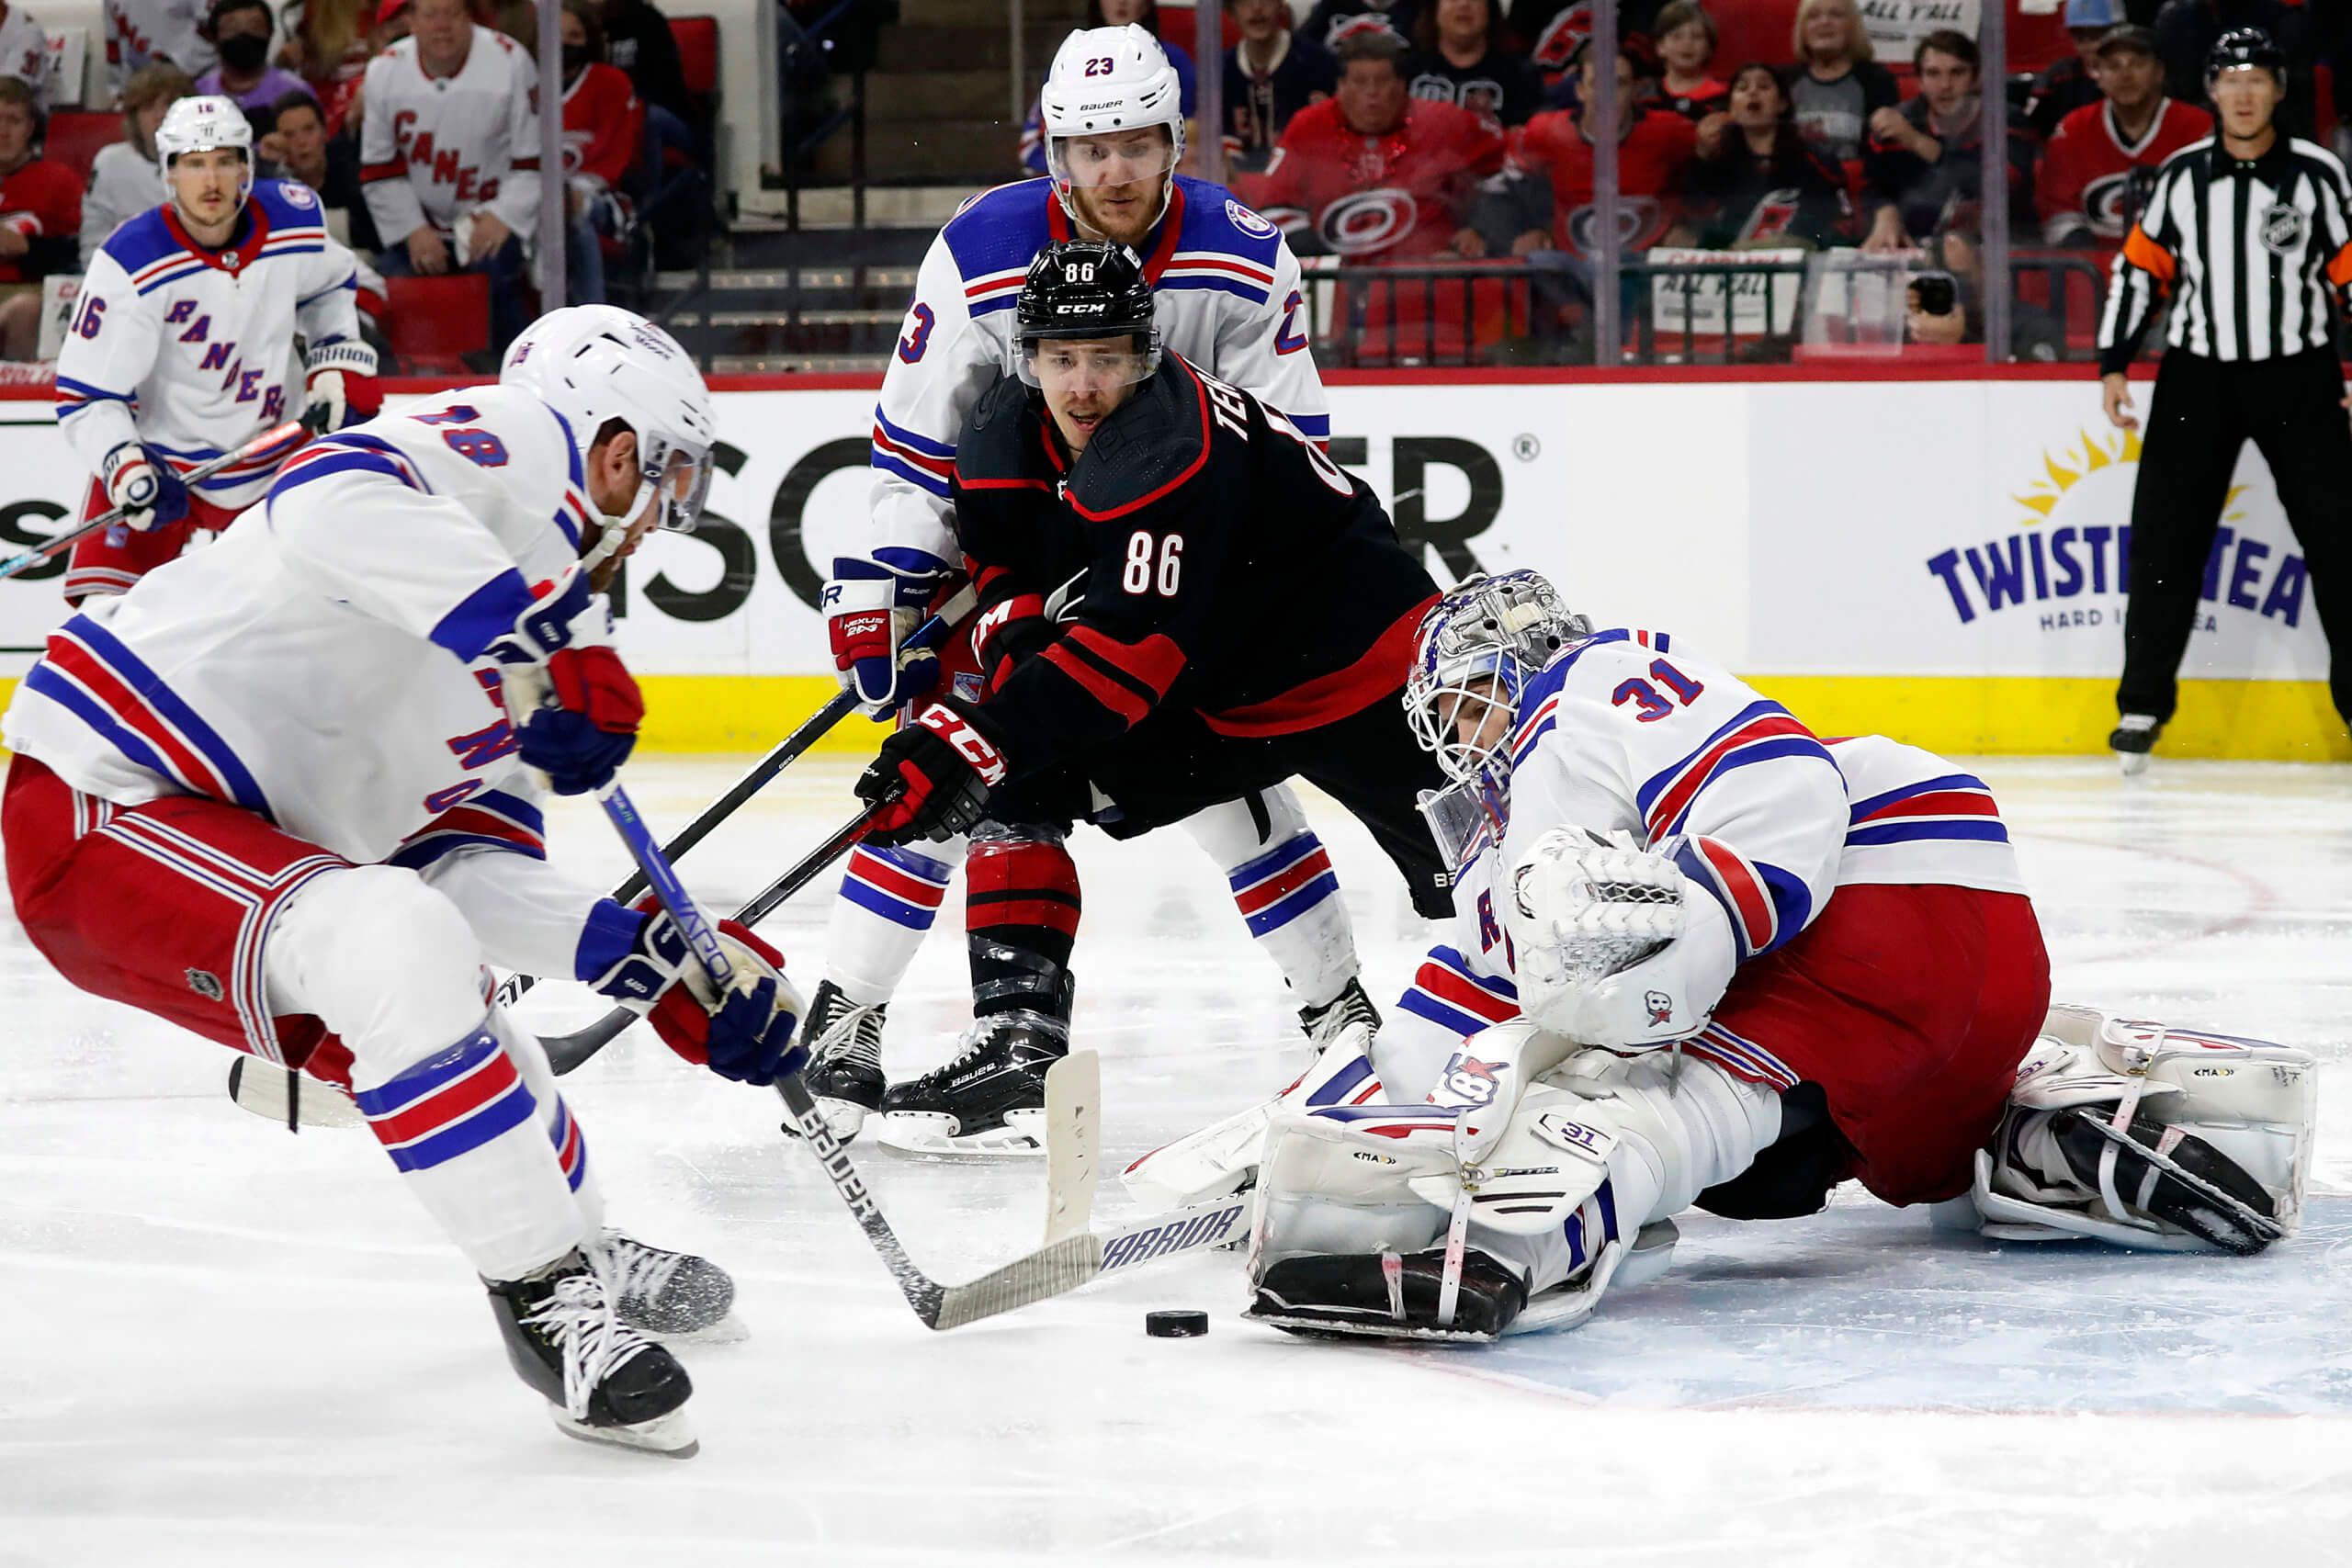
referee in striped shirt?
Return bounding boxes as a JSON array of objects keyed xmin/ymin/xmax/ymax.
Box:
[{"xmin": 2096, "ymin": 28, "xmax": 2352, "ymax": 773}]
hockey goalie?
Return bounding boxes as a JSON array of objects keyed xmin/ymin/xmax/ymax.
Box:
[{"xmin": 1235, "ymin": 571, "xmax": 2316, "ymax": 1341}]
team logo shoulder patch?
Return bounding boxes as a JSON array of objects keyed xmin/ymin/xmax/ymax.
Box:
[
  {"xmin": 279, "ymin": 181, "xmax": 318, "ymax": 209},
  {"xmin": 2259, "ymin": 202, "xmax": 2309, "ymax": 255},
  {"xmin": 1225, "ymin": 197, "xmax": 1276, "ymax": 238}
]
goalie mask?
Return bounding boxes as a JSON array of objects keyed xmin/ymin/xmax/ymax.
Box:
[
  {"xmin": 1038, "ymin": 25, "xmax": 1185, "ymax": 235},
  {"xmin": 1405, "ymin": 571, "xmax": 1590, "ymax": 865},
  {"xmin": 501, "ymin": 306, "xmax": 716, "ymax": 572}
]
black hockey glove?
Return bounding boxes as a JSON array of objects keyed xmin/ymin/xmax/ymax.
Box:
[{"xmin": 855, "ymin": 699, "xmax": 1008, "ymax": 846}]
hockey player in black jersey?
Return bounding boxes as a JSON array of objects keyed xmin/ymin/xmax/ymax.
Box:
[{"xmin": 852, "ymin": 240, "xmax": 1451, "ymax": 1154}]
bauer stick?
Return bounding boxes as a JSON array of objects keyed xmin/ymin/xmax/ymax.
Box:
[
  {"xmin": 594, "ymin": 776, "xmax": 1102, "ymax": 1329},
  {"xmin": 0, "ymin": 421, "xmax": 306, "ymax": 581},
  {"xmin": 539, "ymin": 800, "xmax": 878, "ymax": 1072},
  {"xmin": 499, "ymin": 591, "xmax": 976, "ymax": 1016}
]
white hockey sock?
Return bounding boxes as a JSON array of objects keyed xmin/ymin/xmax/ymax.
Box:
[
  {"xmin": 1182, "ymin": 790, "xmax": 1359, "ymax": 1010},
  {"xmin": 821, "ymin": 835, "xmax": 967, "ymax": 1005},
  {"xmin": 351, "ymin": 1016, "xmax": 591, "ymax": 1281},
  {"xmin": 495, "ymin": 1009, "xmax": 605, "ymax": 1234}
]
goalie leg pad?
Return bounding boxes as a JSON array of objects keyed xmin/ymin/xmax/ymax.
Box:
[
  {"xmin": 1969, "ymin": 1009, "xmax": 2316, "ymax": 1253},
  {"xmin": 1121, "ymin": 1021, "xmax": 1385, "ymax": 1209}
]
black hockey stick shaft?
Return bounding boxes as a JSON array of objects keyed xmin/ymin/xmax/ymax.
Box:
[{"xmin": 540, "ymin": 805, "xmax": 879, "ymax": 1074}]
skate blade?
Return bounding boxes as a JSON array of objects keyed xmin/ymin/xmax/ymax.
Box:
[
  {"xmin": 645, "ymin": 1312, "xmax": 748, "ymax": 1347},
  {"xmin": 548, "ymin": 1404, "xmax": 699, "ymax": 1458},
  {"xmin": 2117, "ymin": 750, "xmax": 2152, "ymax": 777},
  {"xmin": 873, "ymin": 1108, "xmax": 1047, "ymax": 1159},
  {"xmin": 780, "ymin": 1096, "xmax": 872, "ymax": 1145},
  {"xmin": 1242, "ymin": 1306, "xmax": 1499, "ymax": 1344}
]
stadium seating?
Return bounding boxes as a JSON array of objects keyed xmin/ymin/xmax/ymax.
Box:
[
  {"xmin": 41, "ymin": 109, "xmax": 120, "ymax": 184},
  {"xmin": 383, "ymin": 275, "xmax": 491, "ymax": 374}
]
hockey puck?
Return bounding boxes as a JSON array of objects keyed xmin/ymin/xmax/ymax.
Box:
[{"xmin": 1145, "ymin": 1309, "xmax": 1209, "ymax": 1338}]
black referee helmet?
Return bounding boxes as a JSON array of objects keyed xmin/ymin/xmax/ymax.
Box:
[{"xmin": 2205, "ymin": 27, "xmax": 2286, "ymax": 87}]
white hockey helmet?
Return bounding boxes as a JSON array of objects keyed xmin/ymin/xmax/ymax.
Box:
[
  {"xmin": 154, "ymin": 95, "xmax": 255, "ymax": 207},
  {"xmin": 1038, "ymin": 25, "xmax": 1185, "ymax": 229},
  {"xmin": 502, "ymin": 306, "xmax": 717, "ymax": 562}
]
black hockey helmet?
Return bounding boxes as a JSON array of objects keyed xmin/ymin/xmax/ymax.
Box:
[
  {"xmin": 1014, "ymin": 241, "xmax": 1161, "ymax": 387},
  {"xmin": 2205, "ymin": 27, "xmax": 2286, "ymax": 87}
]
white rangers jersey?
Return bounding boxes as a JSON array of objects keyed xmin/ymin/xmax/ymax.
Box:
[
  {"xmin": 57, "ymin": 181, "xmax": 368, "ymax": 513},
  {"xmin": 3, "ymin": 386, "xmax": 612, "ymax": 980},
  {"xmin": 103, "ymin": 0, "xmax": 213, "ymax": 94},
  {"xmin": 1389, "ymin": 628, "xmax": 2030, "ymax": 1067},
  {"xmin": 359, "ymin": 27, "xmax": 543, "ymax": 249},
  {"xmin": 0, "ymin": 2, "xmax": 49, "ymax": 103},
  {"xmin": 862, "ymin": 175, "xmax": 1326, "ymax": 590}
]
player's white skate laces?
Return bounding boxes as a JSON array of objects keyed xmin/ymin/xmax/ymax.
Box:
[
  {"xmin": 517, "ymin": 1269, "xmax": 696, "ymax": 1455},
  {"xmin": 599, "ymin": 1230, "xmax": 744, "ymax": 1342}
]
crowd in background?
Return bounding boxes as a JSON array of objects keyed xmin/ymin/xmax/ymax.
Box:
[
  {"xmin": 1030, "ymin": 0, "xmax": 2346, "ymax": 358},
  {"xmin": 0, "ymin": 0, "xmax": 710, "ymax": 360}
]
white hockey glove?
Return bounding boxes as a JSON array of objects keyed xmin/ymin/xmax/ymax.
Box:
[
  {"xmin": 301, "ymin": 340, "xmax": 382, "ymax": 434},
  {"xmin": 1500, "ymin": 827, "xmax": 1734, "ymax": 1048},
  {"xmin": 98, "ymin": 443, "xmax": 189, "ymax": 533}
]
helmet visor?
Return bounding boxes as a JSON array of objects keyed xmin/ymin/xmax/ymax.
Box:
[
  {"xmin": 646, "ymin": 437, "xmax": 713, "ymax": 534},
  {"xmin": 1018, "ymin": 333, "xmax": 1159, "ymax": 391},
  {"xmin": 1047, "ymin": 127, "xmax": 1180, "ymax": 189}
]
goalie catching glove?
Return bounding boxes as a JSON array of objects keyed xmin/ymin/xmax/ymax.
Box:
[
  {"xmin": 584, "ymin": 898, "xmax": 808, "ymax": 1086},
  {"xmin": 491, "ymin": 569, "xmax": 644, "ymax": 795},
  {"xmin": 1500, "ymin": 827, "xmax": 1734, "ymax": 1048}
]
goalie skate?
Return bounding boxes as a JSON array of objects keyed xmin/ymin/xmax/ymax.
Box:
[
  {"xmin": 486, "ymin": 1249, "xmax": 697, "ymax": 1458},
  {"xmin": 873, "ymin": 1010, "xmax": 1066, "ymax": 1157},
  {"xmin": 1246, "ymin": 1246, "xmax": 1529, "ymax": 1342}
]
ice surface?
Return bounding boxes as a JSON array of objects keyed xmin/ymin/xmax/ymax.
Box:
[{"xmin": 4, "ymin": 755, "xmax": 2350, "ymax": 1566}]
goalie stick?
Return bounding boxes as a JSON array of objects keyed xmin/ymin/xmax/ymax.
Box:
[
  {"xmin": 593, "ymin": 773, "xmax": 1101, "ymax": 1328},
  {"xmin": 0, "ymin": 421, "xmax": 306, "ymax": 581}
]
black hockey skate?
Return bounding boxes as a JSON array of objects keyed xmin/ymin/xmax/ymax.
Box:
[
  {"xmin": 601, "ymin": 1230, "xmax": 741, "ymax": 1340},
  {"xmin": 789, "ymin": 981, "xmax": 888, "ymax": 1143},
  {"xmin": 1298, "ymin": 977, "xmax": 1382, "ymax": 1052},
  {"xmin": 1247, "ymin": 1247, "xmax": 1529, "ymax": 1342},
  {"xmin": 2045, "ymin": 1105, "xmax": 2284, "ymax": 1255},
  {"xmin": 872, "ymin": 1010, "xmax": 1068, "ymax": 1157},
  {"xmin": 486, "ymin": 1249, "xmax": 696, "ymax": 1457},
  {"xmin": 2109, "ymin": 714, "xmax": 2163, "ymax": 775}
]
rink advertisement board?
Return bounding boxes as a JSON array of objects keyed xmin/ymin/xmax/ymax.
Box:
[{"xmin": 0, "ymin": 374, "xmax": 2339, "ymax": 759}]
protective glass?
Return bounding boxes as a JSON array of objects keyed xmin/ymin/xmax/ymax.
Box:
[
  {"xmin": 1018, "ymin": 333, "xmax": 1160, "ymax": 390},
  {"xmin": 1046, "ymin": 127, "xmax": 1180, "ymax": 190}
]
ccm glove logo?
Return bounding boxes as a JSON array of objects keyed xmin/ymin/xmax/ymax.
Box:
[{"xmin": 913, "ymin": 702, "xmax": 1007, "ymax": 785}]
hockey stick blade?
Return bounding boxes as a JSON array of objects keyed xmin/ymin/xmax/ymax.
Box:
[
  {"xmin": 776, "ymin": 1069, "xmax": 1102, "ymax": 1329},
  {"xmin": 1092, "ymin": 1191, "xmax": 1254, "ymax": 1280}
]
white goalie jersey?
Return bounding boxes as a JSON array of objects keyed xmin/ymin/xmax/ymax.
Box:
[
  {"xmin": 3, "ymin": 386, "xmax": 610, "ymax": 981},
  {"xmin": 359, "ymin": 27, "xmax": 544, "ymax": 249},
  {"xmin": 861, "ymin": 174, "xmax": 1327, "ymax": 590},
  {"xmin": 56, "ymin": 183, "xmax": 370, "ymax": 512},
  {"xmin": 1388, "ymin": 628, "xmax": 2031, "ymax": 1073}
]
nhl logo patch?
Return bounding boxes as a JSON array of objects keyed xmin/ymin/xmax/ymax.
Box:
[
  {"xmin": 2259, "ymin": 203, "xmax": 2309, "ymax": 256},
  {"xmin": 186, "ymin": 968, "xmax": 225, "ymax": 1001},
  {"xmin": 1226, "ymin": 197, "xmax": 1276, "ymax": 238}
]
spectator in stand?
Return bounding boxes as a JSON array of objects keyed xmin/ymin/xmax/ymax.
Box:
[
  {"xmin": 0, "ymin": 1, "xmax": 48, "ymax": 107},
  {"xmin": 1223, "ymin": 0, "xmax": 1337, "ymax": 175},
  {"xmin": 1241, "ymin": 29, "xmax": 1503, "ymax": 259},
  {"xmin": 598, "ymin": 0, "xmax": 691, "ymax": 126},
  {"xmin": 2036, "ymin": 25, "xmax": 2209, "ymax": 248},
  {"xmin": 1405, "ymin": 0, "xmax": 1544, "ymax": 131},
  {"xmin": 195, "ymin": 0, "xmax": 309, "ymax": 135},
  {"xmin": 1860, "ymin": 30, "xmax": 2036, "ymax": 254},
  {"xmin": 1022, "ymin": 0, "xmax": 1197, "ymax": 175},
  {"xmin": 360, "ymin": 0, "xmax": 542, "ymax": 350},
  {"xmin": 2153, "ymin": 0, "xmax": 2307, "ymax": 134},
  {"xmin": 1671, "ymin": 62, "xmax": 1850, "ymax": 249},
  {"xmin": 560, "ymin": 0, "xmax": 640, "ymax": 305},
  {"xmin": 1651, "ymin": 2, "xmax": 1726, "ymax": 122},
  {"xmin": 1304, "ymin": 0, "xmax": 1420, "ymax": 52},
  {"xmin": 81, "ymin": 63, "xmax": 192, "ymax": 264},
  {"xmin": 1472, "ymin": 37, "xmax": 1694, "ymax": 258},
  {"xmin": 267, "ymin": 87, "xmax": 381, "ymax": 253},
  {"xmin": 1781, "ymin": 0, "xmax": 1898, "ymax": 173},
  {"xmin": 2024, "ymin": 0, "xmax": 2119, "ymax": 141},
  {"xmin": 1509, "ymin": 0, "xmax": 1669, "ymax": 88},
  {"xmin": 0, "ymin": 79, "xmax": 80, "ymax": 357},
  {"xmin": 277, "ymin": 0, "xmax": 373, "ymax": 136},
  {"xmin": 105, "ymin": 0, "xmax": 216, "ymax": 100}
]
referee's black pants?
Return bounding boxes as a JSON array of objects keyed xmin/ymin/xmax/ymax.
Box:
[{"xmin": 2120, "ymin": 346, "xmax": 2352, "ymax": 728}]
